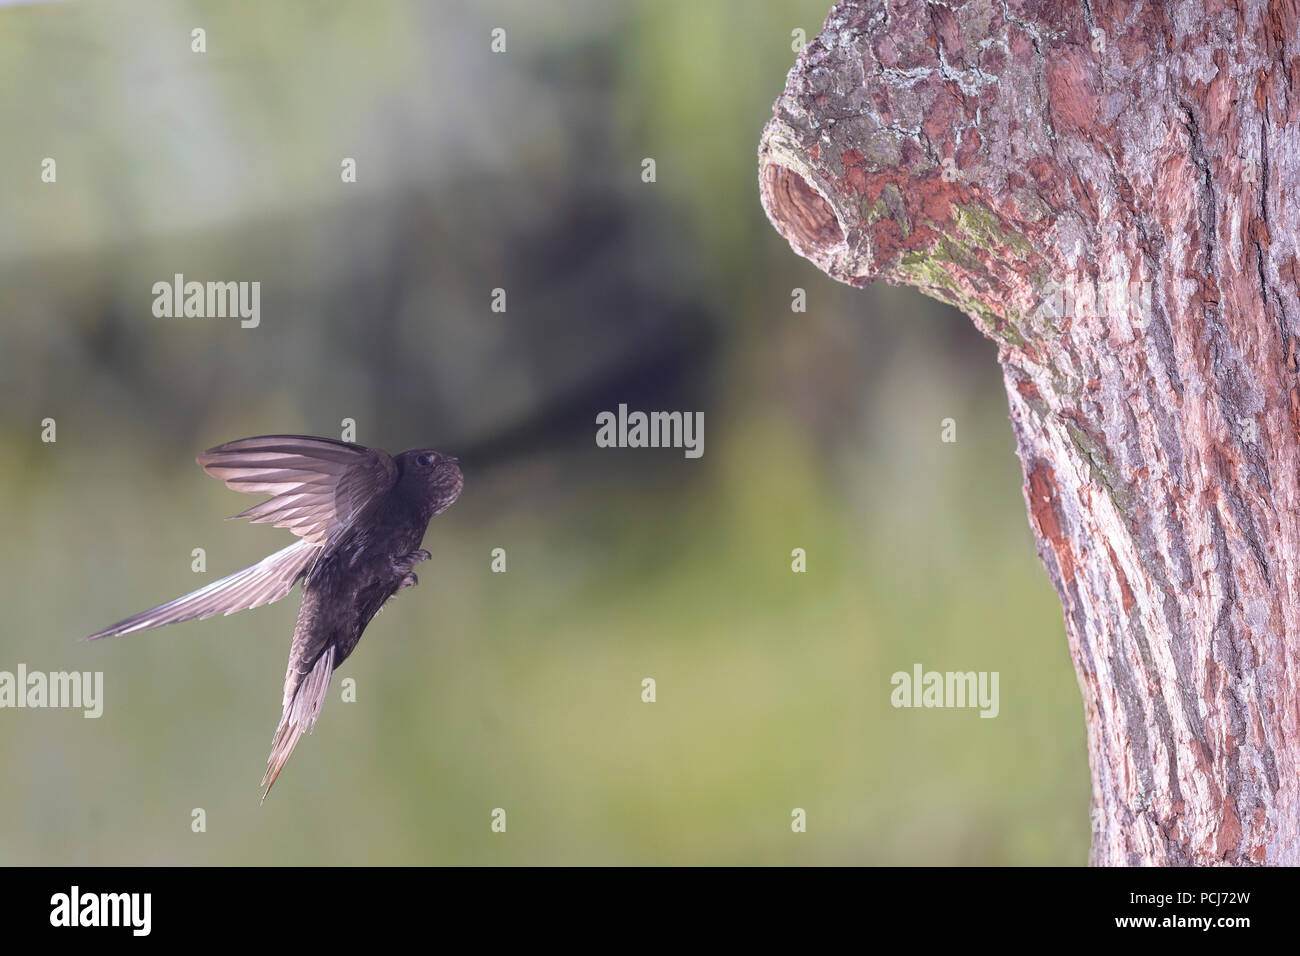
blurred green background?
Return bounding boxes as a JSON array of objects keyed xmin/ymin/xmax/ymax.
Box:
[{"xmin": 0, "ymin": 0, "xmax": 1087, "ymax": 864}]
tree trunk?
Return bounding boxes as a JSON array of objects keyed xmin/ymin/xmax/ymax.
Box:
[{"xmin": 759, "ymin": 0, "xmax": 1300, "ymax": 865}]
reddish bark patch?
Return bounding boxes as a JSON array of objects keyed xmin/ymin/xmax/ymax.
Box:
[
  {"xmin": 980, "ymin": 44, "xmax": 1006, "ymax": 74},
  {"xmin": 928, "ymin": 2, "xmax": 967, "ymax": 68},
  {"xmin": 1046, "ymin": 48, "xmax": 1102, "ymax": 138},
  {"xmin": 840, "ymin": 149, "xmax": 870, "ymax": 195},
  {"xmin": 1028, "ymin": 462, "xmax": 1075, "ymax": 584},
  {"xmin": 918, "ymin": 174, "xmax": 970, "ymax": 223},
  {"xmin": 872, "ymin": 32, "xmax": 900, "ymax": 68},
  {"xmin": 1249, "ymin": 215, "xmax": 1271, "ymax": 248},
  {"xmin": 956, "ymin": 129, "xmax": 983, "ymax": 169},
  {"xmin": 1216, "ymin": 794, "xmax": 1243, "ymax": 858},
  {"xmin": 1264, "ymin": 0, "xmax": 1300, "ymax": 120},
  {"xmin": 921, "ymin": 77, "xmax": 965, "ymax": 142},
  {"xmin": 1106, "ymin": 543, "xmax": 1137, "ymax": 613},
  {"xmin": 1007, "ymin": 24, "xmax": 1036, "ymax": 60}
]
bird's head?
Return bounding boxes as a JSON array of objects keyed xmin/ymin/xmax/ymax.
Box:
[{"xmin": 397, "ymin": 449, "xmax": 464, "ymax": 515}]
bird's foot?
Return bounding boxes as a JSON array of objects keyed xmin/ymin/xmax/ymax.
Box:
[
  {"xmin": 398, "ymin": 572, "xmax": 418, "ymax": 590},
  {"xmin": 393, "ymin": 550, "xmax": 430, "ymax": 576}
]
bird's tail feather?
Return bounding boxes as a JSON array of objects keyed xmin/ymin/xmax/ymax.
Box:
[{"xmin": 260, "ymin": 644, "xmax": 335, "ymax": 802}]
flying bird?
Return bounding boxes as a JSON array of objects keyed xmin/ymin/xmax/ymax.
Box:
[{"xmin": 86, "ymin": 435, "xmax": 464, "ymax": 800}]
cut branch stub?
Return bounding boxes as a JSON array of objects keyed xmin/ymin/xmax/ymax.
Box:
[
  {"xmin": 758, "ymin": 0, "xmax": 1067, "ymax": 349},
  {"xmin": 761, "ymin": 0, "xmax": 1300, "ymax": 866}
]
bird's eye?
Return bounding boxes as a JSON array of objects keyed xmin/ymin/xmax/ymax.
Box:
[{"xmin": 418, "ymin": 453, "xmax": 435, "ymax": 467}]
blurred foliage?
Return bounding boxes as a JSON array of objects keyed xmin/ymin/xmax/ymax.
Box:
[{"xmin": 0, "ymin": 0, "xmax": 1088, "ymax": 864}]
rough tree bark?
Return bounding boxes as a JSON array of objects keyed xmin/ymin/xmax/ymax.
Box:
[{"xmin": 759, "ymin": 0, "xmax": 1300, "ymax": 865}]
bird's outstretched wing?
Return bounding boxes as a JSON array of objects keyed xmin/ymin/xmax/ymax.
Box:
[
  {"xmin": 86, "ymin": 540, "xmax": 317, "ymax": 640},
  {"xmin": 196, "ymin": 435, "xmax": 398, "ymax": 546},
  {"xmin": 86, "ymin": 435, "xmax": 398, "ymax": 641}
]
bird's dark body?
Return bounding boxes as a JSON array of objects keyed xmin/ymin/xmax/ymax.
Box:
[
  {"xmin": 298, "ymin": 465, "xmax": 440, "ymax": 669},
  {"xmin": 84, "ymin": 435, "xmax": 463, "ymax": 800}
]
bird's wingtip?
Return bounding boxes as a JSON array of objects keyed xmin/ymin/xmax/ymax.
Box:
[{"xmin": 259, "ymin": 765, "xmax": 282, "ymax": 804}]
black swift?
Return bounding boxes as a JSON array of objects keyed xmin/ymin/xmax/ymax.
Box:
[{"xmin": 86, "ymin": 435, "xmax": 464, "ymax": 800}]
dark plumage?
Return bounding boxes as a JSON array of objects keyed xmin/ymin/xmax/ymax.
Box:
[{"xmin": 86, "ymin": 435, "xmax": 464, "ymax": 800}]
